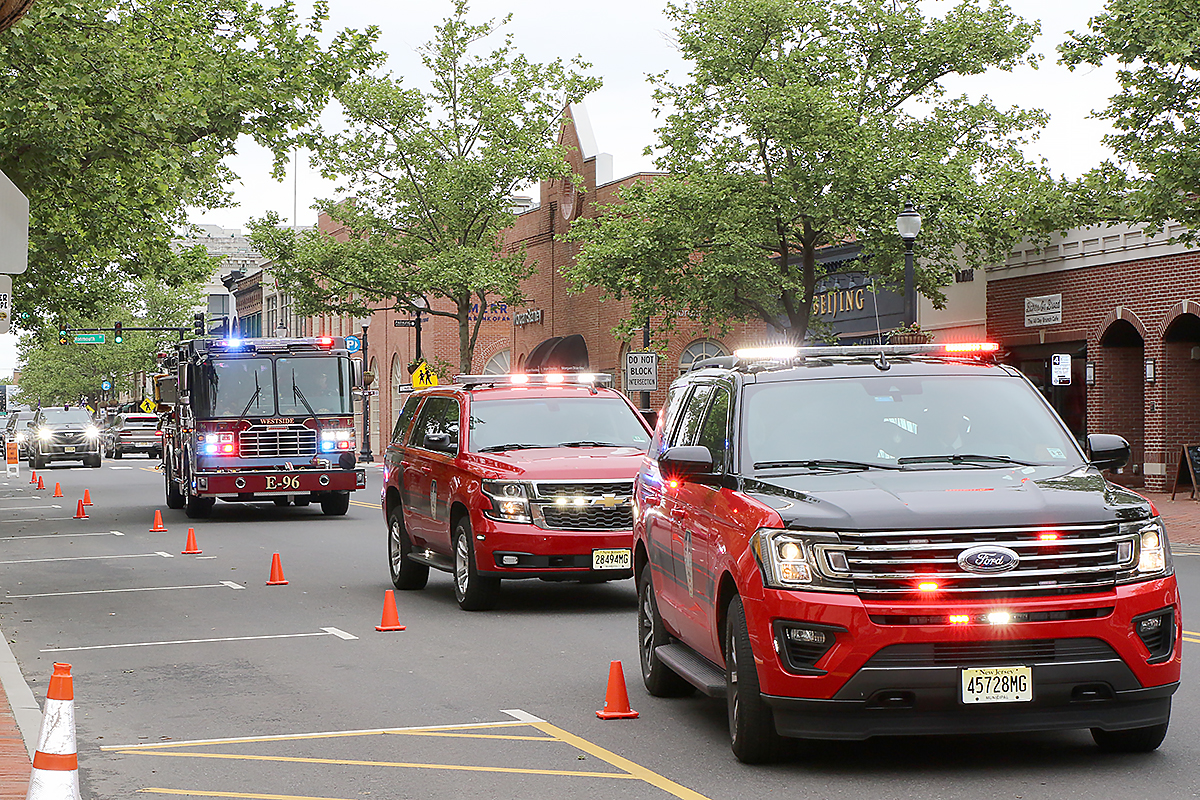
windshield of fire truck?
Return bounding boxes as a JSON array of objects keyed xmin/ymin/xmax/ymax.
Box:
[
  {"xmin": 277, "ymin": 357, "xmax": 352, "ymax": 415},
  {"xmin": 194, "ymin": 358, "xmax": 274, "ymax": 418}
]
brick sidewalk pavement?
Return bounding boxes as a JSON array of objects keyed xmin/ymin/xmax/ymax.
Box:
[
  {"xmin": 1145, "ymin": 492, "xmax": 1200, "ymax": 545},
  {"xmin": 0, "ymin": 686, "xmax": 29, "ymax": 800}
]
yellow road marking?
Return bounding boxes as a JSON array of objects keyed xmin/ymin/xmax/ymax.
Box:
[
  {"xmin": 349, "ymin": 500, "xmax": 375, "ymax": 509},
  {"xmin": 532, "ymin": 721, "xmax": 712, "ymax": 800},
  {"xmin": 388, "ymin": 730, "xmax": 558, "ymax": 741},
  {"xmin": 141, "ymin": 791, "xmax": 357, "ymax": 800},
  {"xmin": 104, "ymin": 720, "xmax": 533, "ymax": 750},
  {"xmin": 122, "ymin": 749, "xmax": 635, "ymax": 779},
  {"xmin": 1184, "ymin": 630, "xmax": 1200, "ymax": 637},
  {"xmin": 1184, "ymin": 636, "xmax": 1200, "ymax": 644},
  {"xmin": 140, "ymin": 467, "xmax": 159, "ymax": 473}
]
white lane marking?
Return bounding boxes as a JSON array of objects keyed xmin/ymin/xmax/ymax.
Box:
[
  {"xmin": 0, "ymin": 530, "xmax": 123, "ymax": 541},
  {"xmin": 8, "ymin": 583, "xmax": 240, "ymax": 599},
  {"xmin": 0, "ymin": 517, "xmax": 73, "ymax": 524},
  {"xmin": 501, "ymin": 709, "xmax": 547, "ymax": 723},
  {"xmin": 69, "ymin": 467, "xmax": 94, "ymax": 471},
  {"xmin": 109, "ymin": 466, "xmax": 134, "ymax": 470},
  {"xmin": 0, "ymin": 504, "xmax": 62, "ymax": 511},
  {"xmin": 220, "ymin": 581, "xmax": 244, "ymax": 590},
  {"xmin": 197, "ymin": 556, "xmax": 218, "ymax": 560},
  {"xmin": 41, "ymin": 628, "xmax": 351, "ymax": 653},
  {"xmin": 154, "ymin": 551, "xmax": 174, "ymax": 558},
  {"xmin": 0, "ymin": 553, "xmax": 171, "ymax": 565},
  {"xmin": 321, "ymin": 627, "xmax": 358, "ymax": 640}
]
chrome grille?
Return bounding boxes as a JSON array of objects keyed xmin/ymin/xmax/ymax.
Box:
[
  {"xmin": 532, "ymin": 482, "xmax": 634, "ymax": 530},
  {"xmin": 239, "ymin": 425, "xmax": 317, "ymax": 458},
  {"xmin": 541, "ymin": 506, "xmax": 633, "ymax": 530},
  {"xmin": 815, "ymin": 523, "xmax": 1134, "ymax": 598}
]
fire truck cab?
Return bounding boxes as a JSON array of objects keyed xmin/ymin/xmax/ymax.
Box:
[{"xmin": 156, "ymin": 336, "xmax": 367, "ymax": 518}]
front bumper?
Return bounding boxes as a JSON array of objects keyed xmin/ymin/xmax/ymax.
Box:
[
  {"xmin": 195, "ymin": 468, "xmax": 365, "ymax": 497},
  {"xmin": 742, "ymin": 577, "xmax": 1181, "ymax": 739},
  {"xmin": 472, "ymin": 514, "xmax": 634, "ymax": 580}
]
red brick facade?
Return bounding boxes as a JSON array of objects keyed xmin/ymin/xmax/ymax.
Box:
[{"xmin": 986, "ymin": 232, "xmax": 1200, "ymax": 491}]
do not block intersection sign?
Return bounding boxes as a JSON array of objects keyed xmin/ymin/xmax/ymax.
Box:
[{"xmin": 625, "ymin": 351, "xmax": 658, "ymax": 392}]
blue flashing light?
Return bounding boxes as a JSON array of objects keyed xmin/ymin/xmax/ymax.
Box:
[
  {"xmin": 204, "ymin": 444, "xmax": 218, "ymax": 455},
  {"xmin": 321, "ymin": 441, "xmax": 336, "ymax": 452}
]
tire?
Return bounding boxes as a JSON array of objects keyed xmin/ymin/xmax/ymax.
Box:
[
  {"xmin": 182, "ymin": 457, "xmax": 214, "ymax": 519},
  {"xmin": 33, "ymin": 453, "xmax": 46, "ymax": 471},
  {"xmin": 164, "ymin": 456, "xmax": 185, "ymax": 510},
  {"xmin": 85, "ymin": 453, "xmax": 101, "ymax": 468},
  {"xmin": 273, "ymin": 497, "xmax": 291, "ymax": 507},
  {"xmin": 1091, "ymin": 719, "xmax": 1170, "ymax": 753},
  {"xmin": 320, "ymin": 492, "xmax": 350, "ymax": 516},
  {"xmin": 294, "ymin": 496, "xmax": 311, "ymax": 507},
  {"xmin": 388, "ymin": 507, "xmax": 429, "ymax": 590},
  {"xmin": 637, "ymin": 566, "xmax": 694, "ymax": 697},
  {"xmin": 726, "ymin": 596, "xmax": 783, "ymax": 764},
  {"xmin": 453, "ymin": 518, "xmax": 498, "ymax": 611},
  {"xmin": 113, "ymin": 449, "xmax": 123, "ymax": 459}
]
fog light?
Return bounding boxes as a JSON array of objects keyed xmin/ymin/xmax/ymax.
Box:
[
  {"xmin": 784, "ymin": 627, "xmax": 827, "ymax": 644},
  {"xmin": 502, "ymin": 555, "xmax": 519, "ymax": 566},
  {"xmin": 986, "ymin": 611, "xmax": 1011, "ymax": 625}
]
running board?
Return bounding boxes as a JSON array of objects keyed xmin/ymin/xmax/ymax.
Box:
[
  {"xmin": 656, "ymin": 643, "xmax": 727, "ymax": 697},
  {"xmin": 406, "ymin": 550, "xmax": 455, "ymax": 572}
]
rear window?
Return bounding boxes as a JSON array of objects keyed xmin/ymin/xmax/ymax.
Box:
[{"xmin": 124, "ymin": 416, "xmax": 158, "ymax": 427}]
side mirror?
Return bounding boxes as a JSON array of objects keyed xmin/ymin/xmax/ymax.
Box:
[
  {"xmin": 351, "ymin": 359, "xmax": 365, "ymax": 388},
  {"xmin": 659, "ymin": 445, "xmax": 714, "ymax": 482},
  {"xmin": 424, "ymin": 432, "xmax": 454, "ymax": 452},
  {"xmin": 1087, "ymin": 434, "xmax": 1130, "ymax": 472}
]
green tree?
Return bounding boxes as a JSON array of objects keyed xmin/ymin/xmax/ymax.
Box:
[
  {"xmin": 1060, "ymin": 0, "xmax": 1200, "ymax": 236},
  {"xmin": 0, "ymin": 0, "xmax": 381, "ymax": 324},
  {"xmin": 565, "ymin": 0, "xmax": 1071, "ymax": 344},
  {"xmin": 250, "ymin": 0, "xmax": 601, "ymax": 373},
  {"xmin": 16, "ymin": 278, "xmax": 204, "ymax": 406}
]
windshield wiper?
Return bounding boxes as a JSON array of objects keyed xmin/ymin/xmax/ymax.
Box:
[
  {"xmin": 291, "ymin": 370, "xmax": 319, "ymax": 421},
  {"xmin": 896, "ymin": 453, "xmax": 1036, "ymax": 467},
  {"xmin": 478, "ymin": 443, "xmax": 548, "ymax": 453},
  {"xmin": 238, "ymin": 372, "xmax": 262, "ymax": 420},
  {"xmin": 557, "ymin": 440, "xmax": 622, "ymax": 448},
  {"xmin": 753, "ymin": 459, "xmax": 901, "ymax": 471}
]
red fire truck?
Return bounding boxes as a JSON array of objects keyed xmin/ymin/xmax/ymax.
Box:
[{"xmin": 156, "ymin": 336, "xmax": 366, "ymax": 518}]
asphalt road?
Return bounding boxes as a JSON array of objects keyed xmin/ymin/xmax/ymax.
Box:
[{"xmin": 0, "ymin": 460, "xmax": 1197, "ymax": 800}]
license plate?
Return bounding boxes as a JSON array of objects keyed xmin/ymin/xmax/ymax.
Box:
[
  {"xmin": 592, "ymin": 548, "xmax": 631, "ymax": 570},
  {"xmin": 961, "ymin": 666, "xmax": 1032, "ymax": 704},
  {"xmin": 135, "ymin": 442, "xmax": 150, "ymax": 447},
  {"xmin": 64, "ymin": 446, "xmax": 75, "ymax": 453}
]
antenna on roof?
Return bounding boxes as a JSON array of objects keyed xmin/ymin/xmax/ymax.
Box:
[{"xmin": 869, "ymin": 275, "xmax": 889, "ymax": 371}]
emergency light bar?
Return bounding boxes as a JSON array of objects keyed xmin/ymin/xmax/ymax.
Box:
[
  {"xmin": 453, "ymin": 373, "xmax": 614, "ymax": 388},
  {"xmin": 732, "ymin": 343, "xmax": 1000, "ymax": 361}
]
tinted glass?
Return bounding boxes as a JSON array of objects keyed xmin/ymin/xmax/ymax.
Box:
[
  {"xmin": 392, "ymin": 394, "xmax": 420, "ymax": 444},
  {"xmin": 276, "ymin": 356, "xmax": 352, "ymax": 415},
  {"xmin": 194, "ymin": 358, "xmax": 274, "ymax": 417},
  {"xmin": 467, "ymin": 397, "xmax": 650, "ymax": 453},
  {"xmin": 410, "ymin": 397, "xmax": 459, "ymax": 450},
  {"xmin": 742, "ymin": 375, "xmax": 1085, "ymax": 469},
  {"xmin": 652, "ymin": 384, "xmax": 690, "ymax": 458},
  {"xmin": 123, "ymin": 416, "xmax": 158, "ymax": 428},
  {"xmin": 40, "ymin": 409, "xmax": 93, "ymax": 424},
  {"xmin": 671, "ymin": 385, "xmax": 714, "ymax": 448},
  {"xmin": 695, "ymin": 387, "xmax": 732, "ymax": 473}
]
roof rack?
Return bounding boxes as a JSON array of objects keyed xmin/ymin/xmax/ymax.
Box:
[{"xmin": 453, "ymin": 373, "xmax": 614, "ymax": 388}]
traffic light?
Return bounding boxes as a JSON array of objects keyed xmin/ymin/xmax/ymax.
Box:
[
  {"xmin": 58, "ymin": 327, "xmax": 68, "ymax": 345},
  {"xmin": 192, "ymin": 312, "xmax": 206, "ymax": 336},
  {"xmin": 114, "ymin": 321, "xmax": 123, "ymax": 343}
]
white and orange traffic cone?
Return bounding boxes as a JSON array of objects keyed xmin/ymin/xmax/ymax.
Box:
[{"xmin": 25, "ymin": 662, "xmax": 81, "ymax": 800}]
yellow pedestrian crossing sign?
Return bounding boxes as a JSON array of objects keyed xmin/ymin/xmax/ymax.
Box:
[
  {"xmin": 411, "ymin": 361, "xmax": 439, "ymax": 388},
  {"xmin": 140, "ymin": 398, "xmax": 157, "ymax": 413}
]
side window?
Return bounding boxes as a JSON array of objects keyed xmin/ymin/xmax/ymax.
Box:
[
  {"xmin": 409, "ymin": 397, "xmax": 459, "ymax": 451},
  {"xmin": 407, "ymin": 398, "xmax": 437, "ymax": 449},
  {"xmin": 392, "ymin": 394, "xmax": 420, "ymax": 445},
  {"xmin": 652, "ymin": 384, "xmax": 691, "ymax": 458},
  {"xmin": 672, "ymin": 384, "xmax": 714, "ymax": 448},
  {"xmin": 695, "ymin": 386, "xmax": 731, "ymax": 473}
]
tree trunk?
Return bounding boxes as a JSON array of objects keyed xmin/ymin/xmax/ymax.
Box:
[{"xmin": 456, "ymin": 296, "xmax": 473, "ymax": 374}]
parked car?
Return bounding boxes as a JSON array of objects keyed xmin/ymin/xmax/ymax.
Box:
[
  {"xmin": 103, "ymin": 413, "xmax": 163, "ymax": 459},
  {"xmin": 635, "ymin": 343, "xmax": 1179, "ymax": 762},
  {"xmin": 381, "ymin": 373, "xmax": 653, "ymax": 610},
  {"xmin": 27, "ymin": 406, "xmax": 102, "ymax": 469},
  {"xmin": 4, "ymin": 410, "xmax": 36, "ymax": 457}
]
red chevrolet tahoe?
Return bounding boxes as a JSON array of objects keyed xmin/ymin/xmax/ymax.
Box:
[
  {"xmin": 382, "ymin": 373, "xmax": 653, "ymax": 610},
  {"xmin": 635, "ymin": 344, "xmax": 1180, "ymax": 762}
]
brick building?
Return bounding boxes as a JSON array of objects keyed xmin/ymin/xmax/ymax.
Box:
[{"xmin": 986, "ymin": 223, "xmax": 1200, "ymax": 491}]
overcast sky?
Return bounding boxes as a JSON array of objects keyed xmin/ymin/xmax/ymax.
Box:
[{"xmin": 4, "ymin": 0, "xmax": 1119, "ymax": 376}]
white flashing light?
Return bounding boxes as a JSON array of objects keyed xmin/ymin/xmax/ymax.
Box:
[
  {"xmin": 735, "ymin": 345, "xmax": 799, "ymax": 360},
  {"xmin": 986, "ymin": 611, "xmax": 1011, "ymax": 625},
  {"xmin": 510, "ymin": 374, "xmax": 530, "ymax": 384},
  {"xmin": 546, "ymin": 373, "xmax": 565, "ymax": 384}
]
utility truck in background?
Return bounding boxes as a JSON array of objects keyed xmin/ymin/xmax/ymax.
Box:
[{"xmin": 155, "ymin": 336, "xmax": 367, "ymax": 519}]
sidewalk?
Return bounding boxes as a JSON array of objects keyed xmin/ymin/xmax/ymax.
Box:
[
  {"xmin": 1145, "ymin": 492, "xmax": 1200, "ymax": 545},
  {"xmin": 0, "ymin": 689, "xmax": 28, "ymax": 800}
]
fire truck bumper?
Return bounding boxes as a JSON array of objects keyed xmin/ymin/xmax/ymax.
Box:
[{"xmin": 195, "ymin": 469, "xmax": 366, "ymax": 496}]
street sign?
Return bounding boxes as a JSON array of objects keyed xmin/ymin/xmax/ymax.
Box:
[
  {"xmin": 140, "ymin": 398, "xmax": 157, "ymax": 413},
  {"xmin": 1051, "ymin": 354, "xmax": 1072, "ymax": 386},
  {"xmin": 101, "ymin": 380, "xmax": 112, "ymax": 391},
  {"xmin": 393, "ymin": 319, "xmax": 417, "ymax": 328},
  {"xmin": 625, "ymin": 351, "xmax": 659, "ymax": 392},
  {"xmin": 344, "ymin": 335, "xmax": 361, "ymax": 353},
  {"xmin": 0, "ymin": 274, "xmax": 11, "ymax": 335},
  {"xmin": 73, "ymin": 333, "xmax": 105, "ymax": 344},
  {"xmin": 411, "ymin": 361, "xmax": 439, "ymax": 388}
]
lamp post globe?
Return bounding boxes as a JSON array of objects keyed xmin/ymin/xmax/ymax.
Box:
[{"xmin": 896, "ymin": 202, "xmax": 922, "ymax": 328}]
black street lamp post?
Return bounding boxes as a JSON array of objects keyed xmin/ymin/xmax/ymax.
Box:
[
  {"xmin": 896, "ymin": 202, "xmax": 922, "ymax": 328},
  {"xmin": 359, "ymin": 316, "xmax": 373, "ymax": 463}
]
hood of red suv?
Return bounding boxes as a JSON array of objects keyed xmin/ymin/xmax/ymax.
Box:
[
  {"xmin": 744, "ymin": 465, "xmax": 1153, "ymax": 530},
  {"xmin": 465, "ymin": 447, "xmax": 648, "ymax": 482}
]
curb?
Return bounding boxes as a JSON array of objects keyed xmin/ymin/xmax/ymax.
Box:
[{"xmin": 0, "ymin": 624, "xmax": 40, "ymax": 758}]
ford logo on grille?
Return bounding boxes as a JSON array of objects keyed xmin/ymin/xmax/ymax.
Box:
[{"xmin": 957, "ymin": 545, "xmax": 1020, "ymax": 574}]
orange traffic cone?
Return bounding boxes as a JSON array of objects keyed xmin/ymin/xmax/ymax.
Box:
[
  {"xmin": 267, "ymin": 553, "xmax": 288, "ymax": 585},
  {"xmin": 82, "ymin": 489, "xmax": 93, "ymax": 507},
  {"xmin": 29, "ymin": 470, "xmax": 36, "ymax": 485},
  {"xmin": 182, "ymin": 528, "xmax": 202, "ymax": 555},
  {"xmin": 36, "ymin": 475, "xmax": 45, "ymax": 490},
  {"xmin": 596, "ymin": 660, "xmax": 639, "ymax": 719},
  {"xmin": 149, "ymin": 510, "xmax": 167, "ymax": 532},
  {"xmin": 73, "ymin": 500, "xmax": 88, "ymax": 520},
  {"xmin": 25, "ymin": 662, "xmax": 81, "ymax": 799},
  {"xmin": 52, "ymin": 482, "xmax": 63, "ymax": 498},
  {"xmin": 375, "ymin": 590, "xmax": 406, "ymax": 631}
]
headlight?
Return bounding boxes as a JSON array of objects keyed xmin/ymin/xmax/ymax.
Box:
[
  {"xmin": 481, "ymin": 480, "xmax": 532, "ymax": 524},
  {"xmin": 320, "ymin": 428, "xmax": 356, "ymax": 452},
  {"xmin": 1118, "ymin": 517, "xmax": 1173, "ymax": 583},
  {"xmin": 38, "ymin": 427, "xmax": 53, "ymax": 441},
  {"xmin": 14, "ymin": 431, "xmax": 25, "ymax": 442},
  {"xmin": 85, "ymin": 425, "xmax": 100, "ymax": 438},
  {"xmin": 750, "ymin": 528, "xmax": 854, "ymax": 592}
]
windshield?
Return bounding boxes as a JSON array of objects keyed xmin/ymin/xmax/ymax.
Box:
[
  {"xmin": 467, "ymin": 397, "xmax": 651, "ymax": 453},
  {"xmin": 742, "ymin": 374, "xmax": 1085, "ymax": 470},
  {"xmin": 194, "ymin": 358, "xmax": 274, "ymax": 418},
  {"xmin": 40, "ymin": 409, "xmax": 93, "ymax": 425},
  {"xmin": 276, "ymin": 357, "xmax": 352, "ymax": 415}
]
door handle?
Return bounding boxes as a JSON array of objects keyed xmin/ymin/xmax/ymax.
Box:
[{"xmin": 669, "ymin": 506, "xmax": 686, "ymax": 520}]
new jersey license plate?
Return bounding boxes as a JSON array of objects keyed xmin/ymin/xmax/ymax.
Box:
[
  {"xmin": 961, "ymin": 666, "xmax": 1032, "ymax": 704},
  {"xmin": 64, "ymin": 446, "xmax": 75, "ymax": 453},
  {"xmin": 592, "ymin": 548, "xmax": 631, "ymax": 570}
]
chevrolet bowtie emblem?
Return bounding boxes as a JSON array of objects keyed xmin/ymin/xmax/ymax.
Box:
[{"xmin": 592, "ymin": 494, "xmax": 622, "ymax": 508}]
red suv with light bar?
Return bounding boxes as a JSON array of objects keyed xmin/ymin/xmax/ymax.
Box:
[
  {"xmin": 381, "ymin": 373, "xmax": 654, "ymax": 610},
  {"xmin": 634, "ymin": 342, "xmax": 1180, "ymax": 762}
]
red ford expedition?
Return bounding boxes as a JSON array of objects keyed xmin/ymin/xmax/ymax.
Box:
[
  {"xmin": 634, "ymin": 343, "xmax": 1180, "ymax": 762},
  {"xmin": 382, "ymin": 373, "xmax": 654, "ymax": 610}
]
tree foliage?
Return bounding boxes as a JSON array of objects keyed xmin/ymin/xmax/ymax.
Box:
[
  {"xmin": 565, "ymin": 0, "xmax": 1073, "ymax": 344},
  {"xmin": 1060, "ymin": 0, "xmax": 1200, "ymax": 236},
  {"xmin": 0, "ymin": 0, "xmax": 380, "ymax": 323},
  {"xmin": 16, "ymin": 278, "xmax": 205, "ymax": 406},
  {"xmin": 250, "ymin": 0, "xmax": 601, "ymax": 373}
]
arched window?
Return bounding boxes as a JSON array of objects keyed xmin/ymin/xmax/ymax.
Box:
[
  {"xmin": 369, "ymin": 356, "xmax": 380, "ymax": 453},
  {"xmin": 678, "ymin": 339, "xmax": 728, "ymax": 375},
  {"xmin": 391, "ymin": 353, "xmax": 404, "ymax": 420},
  {"xmin": 482, "ymin": 349, "xmax": 511, "ymax": 375}
]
